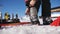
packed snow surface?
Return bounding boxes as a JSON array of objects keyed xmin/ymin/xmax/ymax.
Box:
[{"xmin": 0, "ymin": 25, "xmax": 60, "ymax": 34}]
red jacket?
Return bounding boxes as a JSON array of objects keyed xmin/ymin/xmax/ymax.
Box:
[{"xmin": 50, "ymin": 16, "xmax": 60, "ymax": 26}]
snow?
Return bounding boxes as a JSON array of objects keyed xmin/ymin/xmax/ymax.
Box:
[
  {"xmin": 39, "ymin": 18, "xmax": 43, "ymax": 24},
  {"xmin": 20, "ymin": 15, "xmax": 31, "ymax": 22},
  {"xmin": 51, "ymin": 12, "xmax": 60, "ymax": 17},
  {"xmin": 51, "ymin": 14, "xmax": 60, "ymax": 17},
  {"xmin": 0, "ymin": 25, "xmax": 60, "ymax": 34}
]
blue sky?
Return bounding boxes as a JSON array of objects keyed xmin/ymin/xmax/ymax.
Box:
[{"xmin": 0, "ymin": 0, "xmax": 60, "ymax": 18}]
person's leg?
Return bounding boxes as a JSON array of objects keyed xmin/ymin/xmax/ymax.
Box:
[
  {"xmin": 29, "ymin": 0, "xmax": 41, "ymax": 25},
  {"xmin": 25, "ymin": 0, "xmax": 41, "ymax": 25},
  {"xmin": 42, "ymin": 0, "xmax": 51, "ymax": 25},
  {"xmin": 30, "ymin": 7, "xmax": 40, "ymax": 25}
]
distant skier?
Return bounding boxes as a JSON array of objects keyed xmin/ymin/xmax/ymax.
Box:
[
  {"xmin": 4, "ymin": 12, "xmax": 10, "ymax": 20},
  {"xmin": 25, "ymin": 0, "xmax": 41, "ymax": 25}
]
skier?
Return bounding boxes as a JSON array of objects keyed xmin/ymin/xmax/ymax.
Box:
[
  {"xmin": 25, "ymin": 0, "xmax": 41, "ymax": 25},
  {"xmin": 4, "ymin": 12, "xmax": 10, "ymax": 20}
]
